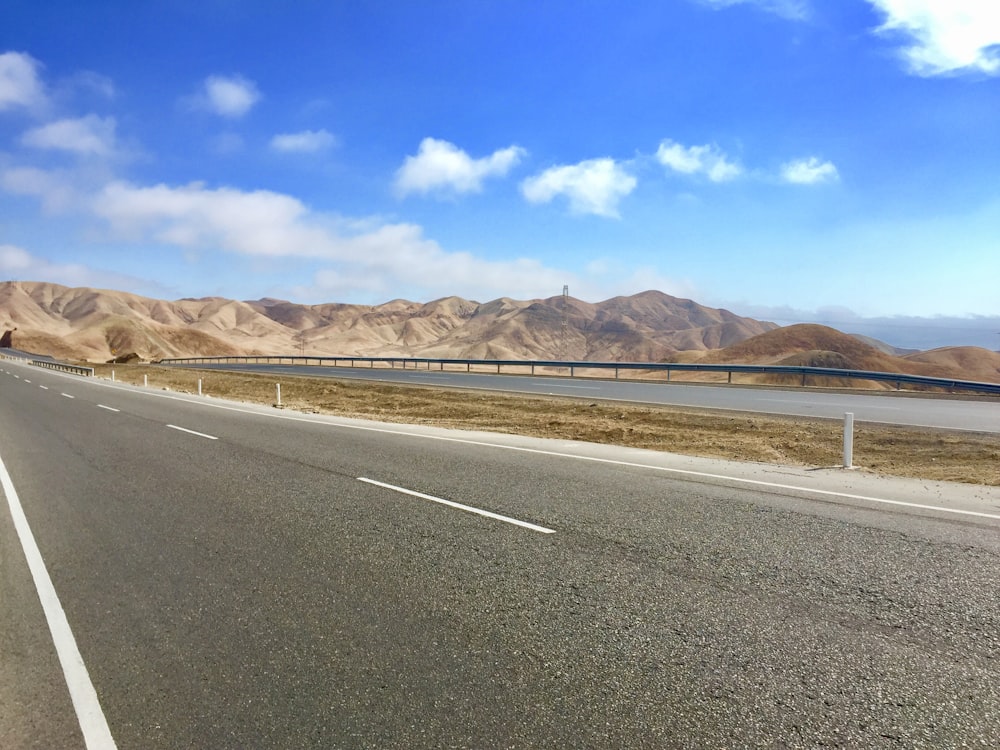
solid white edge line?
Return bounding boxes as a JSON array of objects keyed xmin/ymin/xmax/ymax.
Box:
[
  {"xmin": 0, "ymin": 451, "xmax": 118, "ymax": 749},
  {"xmin": 166, "ymin": 424, "xmax": 218, "ymax": 440},
  {"xmin": 76, "ymin": 376, "xmax": 1000, "ymax": 522},
  {"xmin": 390, "ymin": 438, "xmax": 1000, "ymax": 522},
  {"xmin": 97, "ymin": 405, "xmax": 120, "ymax": 413},
  {"xmin": 358, "ymin": 477, "xmax": 556, "ymax": 534}
]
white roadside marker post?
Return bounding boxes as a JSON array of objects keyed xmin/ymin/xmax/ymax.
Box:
[
  {"xmin": 276, "ymin": 383, "xmax": 282, "ymax": 407},
  {"xmin": 143, "ymin": 374, "xmax": 148, "ymax": 388},
  {"xmin": 198, "ymin": 379, "xmax": 202, "ymax": 396},
  {"xmin": 843, "ymin": 412, "xmax": 855, "ymax": 469}
]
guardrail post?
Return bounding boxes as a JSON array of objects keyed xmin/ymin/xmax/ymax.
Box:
[
  {"xmin": 728, "ymin": 371, "xmax": 732, "ymax": 384},
  {"xmin": 843, "ymin": 412, "xmax": 854, "ymax": 469}
]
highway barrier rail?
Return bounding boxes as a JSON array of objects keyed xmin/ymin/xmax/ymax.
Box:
[
  {"xmin": 158, "ymin": 355, "xmax": 1000, "ymax": 396},
  {"xmin": 1, "ymin": 351, "xmax": 94, "ymax": 377},
  {"xmin": 28, "ymin": 360, "xmax": 95, "ymax": 376}
]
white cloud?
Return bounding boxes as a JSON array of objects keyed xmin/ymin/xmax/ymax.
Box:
[
  {"xmin": 521, "ymin": 158, "xmax": 636, "ymax": 218},
  {"xmin": 0, "ymin": 51, "xmax": 47, "ymax": 112},
  {"xmin": 781, "ymin": 156, "xmax": 839, "ymax": 184},
  {"xmin": 270, "ymin": 129, "xmax": 337, "ymax": 153},
  {"xmin": 581, "ymin": 259, "xmax": 699, "ymax": 300},
  {"xmin": 20, "ymin": 114, "xmax": 117, "ymax": 156},
  {"xmin": 696, "ymin": 0, "xmax": 810, "ymax": 21},
  {"xmin": 656, "ymin": 140, "xmax": 743, "ymax": 182},
  {"xmin": 394, "ymin": 138, "xmax": 526, "ymax": 196},
  {"xmin": 191, "ymin": 75, "xmax": 261, "ymax": 118},
  {"xmin": 0, "ymin": 244, "xmax": 33, "ymax": 272},
  {"xmin": 0, "ymin": 243, "xmax": 151, "ymax": 292},
  {"xmin": 869, "ymin": 0, "xmax": 1000, "ymax": 76},
  {"xmin": 94, "ymin": 181, "xmax": 319, "ymax": 255},
  {"xmin": 90, "ymin": 179, "xmax": 573, "ymax": 301},
  {"xmin": 0, "ymin": 166, "xmax": 79, "ymax": 211}
]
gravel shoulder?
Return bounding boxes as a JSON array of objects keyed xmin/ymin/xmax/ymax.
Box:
[{"xmin": 92, "ymin": 364, "xmax": 1000, "ymax": 486}]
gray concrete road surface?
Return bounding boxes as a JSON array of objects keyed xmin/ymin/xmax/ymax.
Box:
[
  {"xmin": 169, "ymin": 361, "xmax": 1000, "ymax": 433},
  {"xmin": 2, "ymin": 360, "xmax": 999, "ymax": 748}
]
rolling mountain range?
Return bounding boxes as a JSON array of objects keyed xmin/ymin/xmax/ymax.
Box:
[
  {"xmin": 0, "ymin": 281, "xmax": 775, "ymax": 362},
  {"xmin": 2, "ymin": 280, "xmax": 998, "ymax": 386}
]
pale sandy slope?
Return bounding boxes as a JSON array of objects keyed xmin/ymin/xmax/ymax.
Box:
[{"xmin": 0, "ymin": 281, "xmax": 774, "ymax": 363}]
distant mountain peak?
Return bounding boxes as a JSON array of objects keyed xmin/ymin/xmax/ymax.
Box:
[{"xmin": 0, "ymin": 280, "xmax": 776, "ymax": 363}]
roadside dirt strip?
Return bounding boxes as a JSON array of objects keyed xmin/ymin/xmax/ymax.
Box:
[{"xmin": 94, "ymin": 364, "xmax": 1000, "ymax": 486}]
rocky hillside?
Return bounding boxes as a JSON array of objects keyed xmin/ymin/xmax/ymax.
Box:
[
  {"xmin": 0, "ymin": 281, "xmax": 776, "ymax": 363},
  {"xmin": 697, "ymin": 324, "xmax": 1000, "ymax": 387}
]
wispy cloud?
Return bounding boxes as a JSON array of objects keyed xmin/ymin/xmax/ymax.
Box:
[
  {"xmin": 521, "ymin": 158, "xmax": 637, "ymax": 218},
  {"xmin": 868, "ymin": 0, "xmax": 1000, "ymax": 76},
  {"xmin": 395, "ymin": 137, "xmax": 525, "ymax": 196},
  {"xmin": 0, "ymin": 244, "xmax": 33, "ymax": 272},
  {"xmin": 1, "ymin": 166, "xmax": 80, "ymax": 212},
  {"xmin": 0, "ymin": 243, "xmax": 152, "ymax": 292},
  {"xmin": 696, "ymin": 0, "xmax": 810, "ymax": 21},
  {"xmin": 20, "ymin": 114, "xmax": 118, "ymax": 156},
  {"xmin": 656, "ymin": 139, "xmax": 743, "ymax": 182},
  {"xmin": 210, "ymin": 132, "xmax": 245, "ymax": 155},
  {"xmin": 270, "ymin": 129, "xmax": 337, "ymax": 153},
  {"xmin": 780, "ymin": 156, "xmax": 839, "ymax": 185},
  {"xmin": 89, "ymin": 179, "xmax": 572, "ymax": 301},
  {"xmin": 61, "ymin": 70, "xmax": 116, "ymax": 100},
  {"xmin": 188, "ymin": 74, "xmax": 261, "ymax": 118},
  {"xmin": 0, "ymin": 51, "xmax": 48, "ymax": 112}
]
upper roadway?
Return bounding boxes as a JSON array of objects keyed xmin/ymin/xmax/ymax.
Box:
[
  {"xmin": 2, "ymin": 358, "xmax": 999, "ymax": 748},
  {"xmin": 168, "ymin": 361, "xmax": 1000, "ymax": 433}
]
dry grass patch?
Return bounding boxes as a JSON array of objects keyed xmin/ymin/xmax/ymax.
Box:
[{"xmin": 91, "ymin": 363, "xmax": 1000, "ymax": 486}]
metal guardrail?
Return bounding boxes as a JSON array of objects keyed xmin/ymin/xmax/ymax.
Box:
[
  {"xmin": 28, "ymin": 359, "xmax": 95, "ymax": 377},
  {"xmin": 2, "ymin": 351, "xmax": 94, "ymax": 376},
  {"xmin": 158, "ymin": 355, "xmax": 1000, "ymax": 396}
]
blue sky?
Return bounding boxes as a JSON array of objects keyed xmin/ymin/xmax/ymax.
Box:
[{"xmin": 1, "ymin": 0, "xmax": 999, "ymax": 349}]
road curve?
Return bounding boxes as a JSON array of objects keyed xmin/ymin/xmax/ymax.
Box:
[
  {"xmin": 169, "ymin": 361, "xmax": 1000, "ymax": 433},
  {"xmin": 2, "ymin": 359, "xmax": 1000, "ymax": 748}
]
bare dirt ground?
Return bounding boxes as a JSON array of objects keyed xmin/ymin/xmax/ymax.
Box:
[{"xmin": 91, "ymin": 363, "xmax": 1000, "ymax": 486}]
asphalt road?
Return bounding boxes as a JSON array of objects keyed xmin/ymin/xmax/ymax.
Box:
[
  {"xmin": 2, "ymin": 359, "xmax": 1000, "ymax": 748},
  {"xmin": 168, "ymin": 362, "xmax": 1000, "ymax": 433}
]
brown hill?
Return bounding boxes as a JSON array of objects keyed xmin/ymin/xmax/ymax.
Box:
[
  {"xmin": 0, "ymin": 281, "xmax": 775, "ymax": 363},
  {"xmin": 3, "ymin": 282, "xmax": 996, "ymax": 387},
  {"xmin": 699, "ymin": 324, "xmax": 997, "ymax": 388},
  {"xmin": 904, "ymin": 347, "xmax": 1000, "ymax": 383}
]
